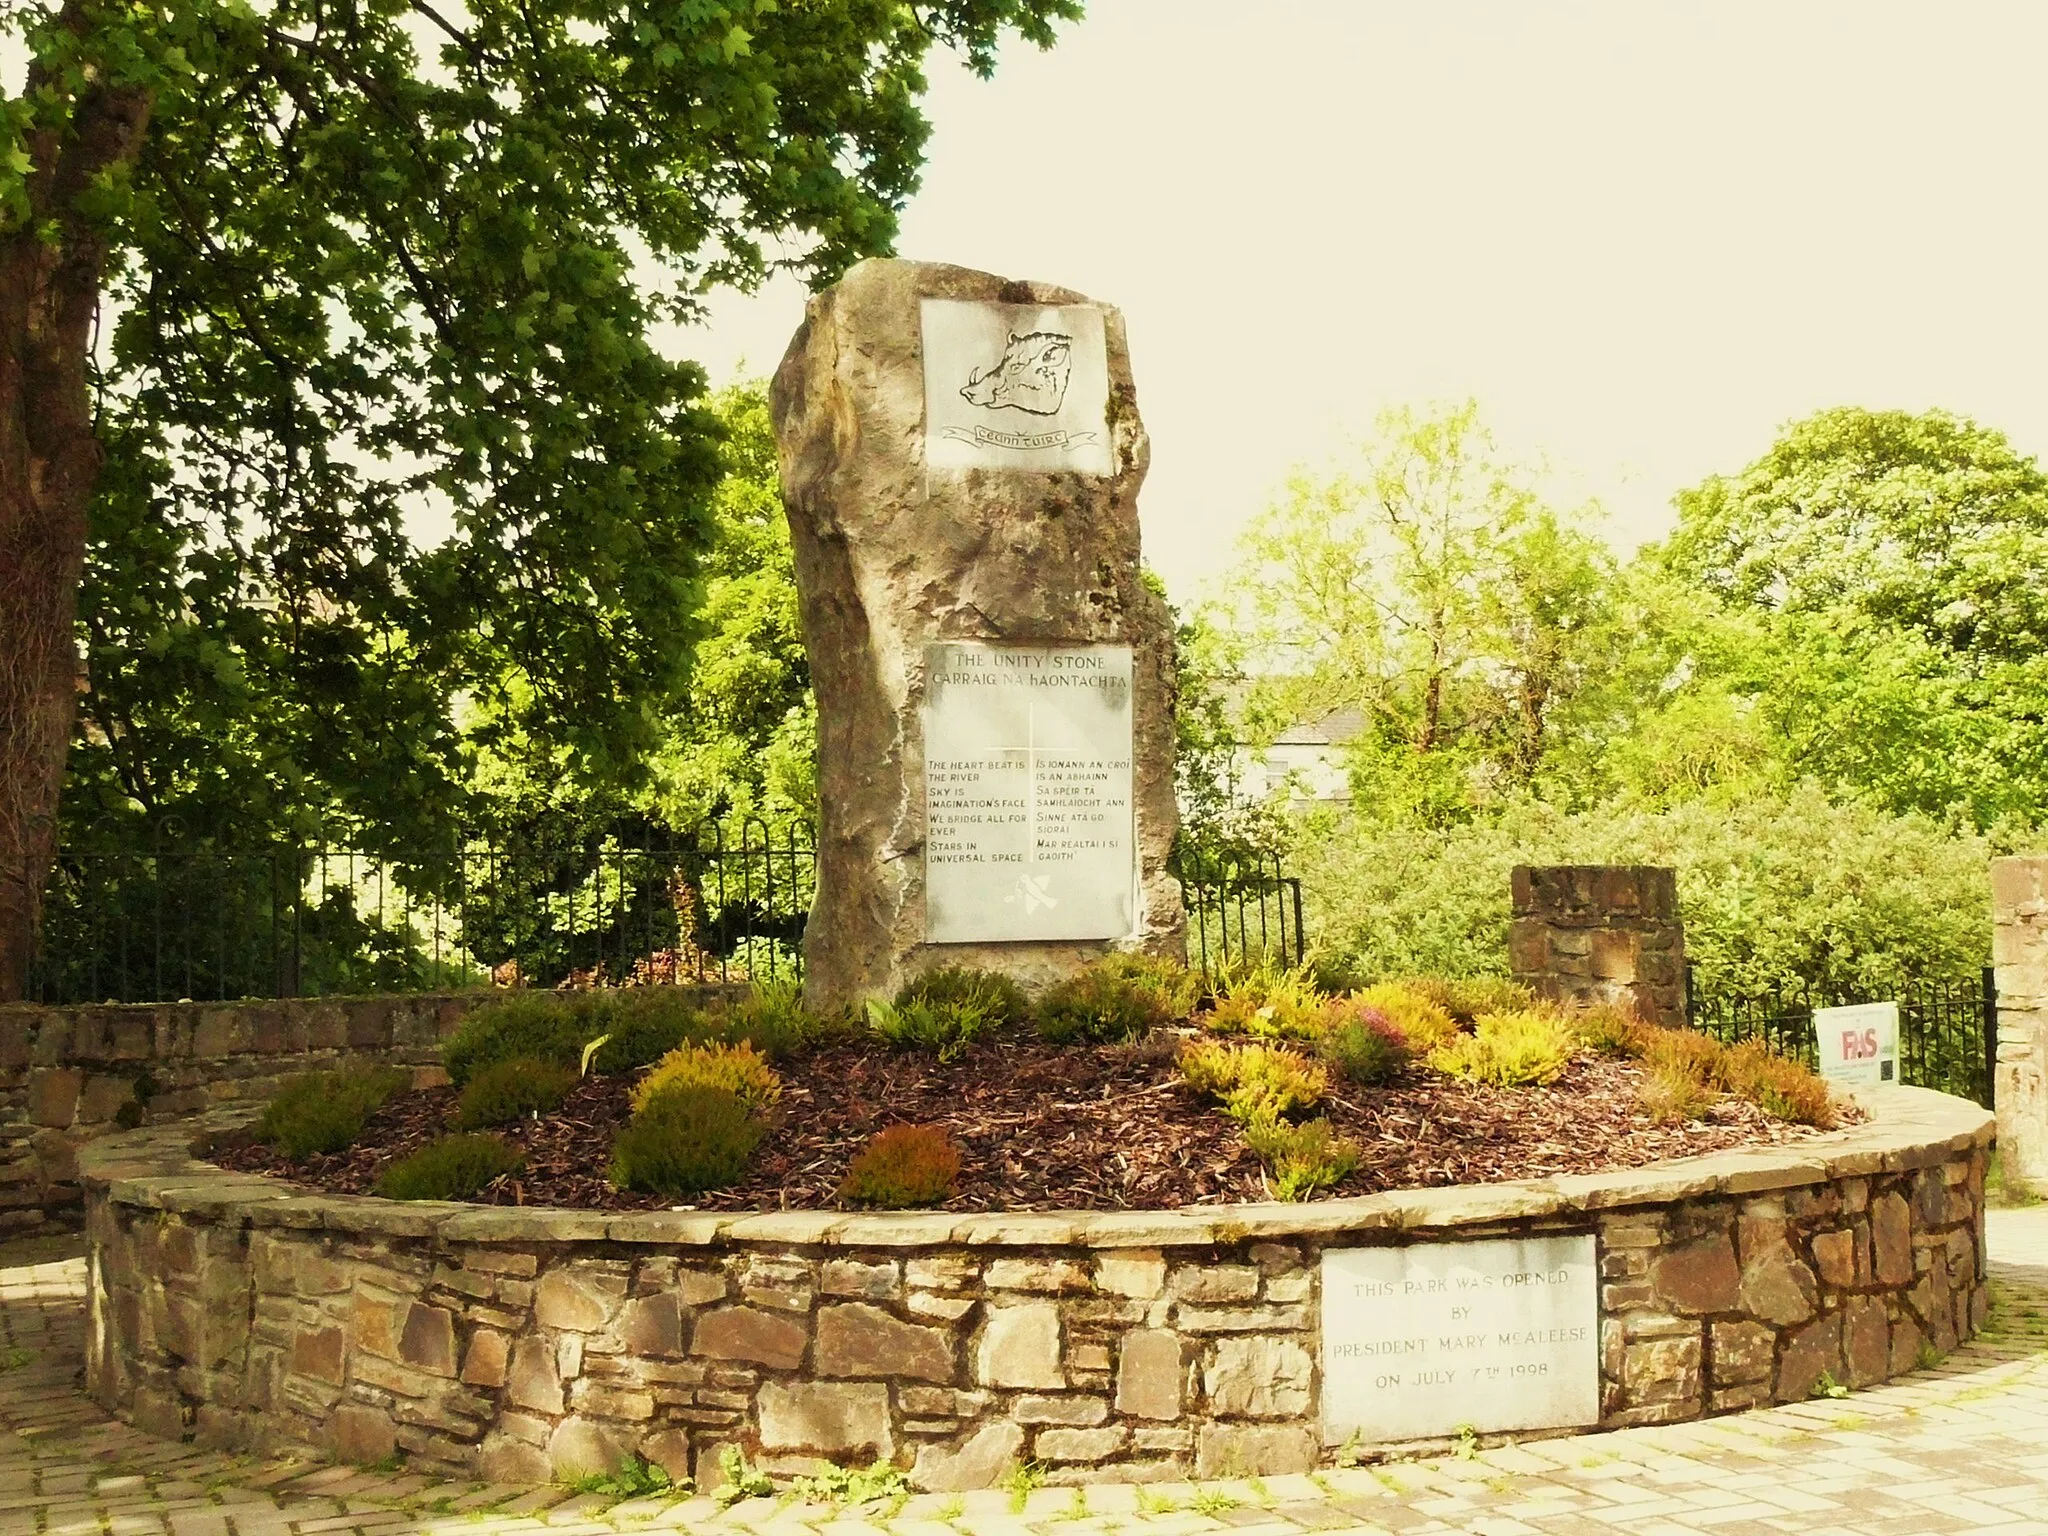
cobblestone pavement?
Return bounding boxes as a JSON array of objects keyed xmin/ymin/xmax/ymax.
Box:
[{"xmin": 2, "ymin": 1209, "xmax": 2044, "ymax": 1536}]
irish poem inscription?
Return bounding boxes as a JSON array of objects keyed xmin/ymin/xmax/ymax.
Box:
[
  {"xmin": 922, "ymin": 643, "xmax": 1136, "ymax": 944},
  {"xmin": 1321, "ymin": 1235, "xmax": 1599, "ymax": 1443},
  {"xmin": 921, "ymin": 299, "xmax": 1113, "ymax": 475}
]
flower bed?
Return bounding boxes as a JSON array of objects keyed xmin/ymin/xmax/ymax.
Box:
[
  {"xmin": 204, "ymin": 967, "xmax": 1855, "ymax": 1211},
  {"xmin": 82, "ymin": 1085, "xmax": 1993, "ymax": 1488}
]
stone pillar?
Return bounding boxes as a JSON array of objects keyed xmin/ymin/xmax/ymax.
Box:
[
  {"xmin": 1509, "ymin": 865, "xmax": 1685, "ymax": 1029},
  {"xmin": 771, "ymin": 259, "xmax": 1183, "ymax": 1013},
  {"xmin": 1990, "ymin": 857, "xmax": 2048, "ymax": 1195}
]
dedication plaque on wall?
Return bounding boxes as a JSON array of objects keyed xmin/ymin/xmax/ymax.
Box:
[
  {"xmin": 1321, "ymin": 1235, "xmax": 1599, "ymax": 1443},
  {"xmin": 920, "ymin": 299, "xmax": 1113, "ymax": 476},
  {"xmin": 922, "ymin": 643, "xmax": 1137, "ymax": 943}
]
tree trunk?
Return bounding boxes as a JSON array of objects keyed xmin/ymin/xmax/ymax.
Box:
[{"xmin": 0, "ymin": 23, "xmax": 153, "ymax": 1000}]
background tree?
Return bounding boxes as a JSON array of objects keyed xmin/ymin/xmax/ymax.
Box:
[
  {"xmin": 1221, "ymin": 400, "xmax": 1622, "ymax": 823},
  {"xmin": 0, "ymin": 0, "xmax": 1079, "ymax": 998},
  {"xmin": 1661, "ymin": 406, "xmax": 2048, "ymax": 824}
]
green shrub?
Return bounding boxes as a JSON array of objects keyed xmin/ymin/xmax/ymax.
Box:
[
  {"xmin": 586, "ymin": 988, "xmax": 719, "ymax": 1074},
  {"xmin": 1315, "ymin": 1000, "xmax": 1409, "ymax": 1086},
  {"xmin": 1244, "ymin": 1117, "xmax": 1361, "ymax": 1201},
  {"xmin": 609, "ymin": 1086, "xmax": 764, "ymax": 1196},
  {"xmin": 1428, "ymin": 1009, "xmax": 1575, "ymax": 1087},
  {"xmin": 456, "ymin": 1056, "xmax": 577, "ymax": 1129},
  {"xmin": 838, "ymin": 1124, "xmax": 963, "ymax": 1208},
  {"xmin": 897, "ymin": 966, "xmax": 1029, "ymax": 1026},
  {"xmin": 716, "ymin": 979, "xmax": 819, "ymax": 1058},
  {"xmin": 632, "ymin": 1041, "xmax": 783, "ymax": 1114},
  {"xmin": 1351, "ymin": 982, "xmax": 1461, "ymax": 1054},
  {"xmin": 1177, "ymin": 1039, "xmax": 1328, "ymax": 1125},
  {"xmin": 376, "ymin": 1133, "xmax": 524, "ymax": 1200},
  {"xmin": 443, "ymin": 993, "xmax": 612, "ymax": 1085},
  {"xmin": 1037, "ymin": 954, "xmax": 1197, "ymax": 1045},
  {"xmin": 258, "ymin": 1064, "xmax": 411, "ymax": 1159},
  {"xmin": 866, "ymin": 995, "xmax": 996, "ymax": 1063}
]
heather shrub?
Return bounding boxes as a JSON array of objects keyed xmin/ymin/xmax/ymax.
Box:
[
  {"xmin": 1315, "ymin": 1000, "xmax": 1409, "ymax": 1086},
  {"xmin": 1574, "ymin": 1000, "xmax": 1651, "ymax": 1058},
  {"xmin": 1722, "ymin": 1039, "xmax": 1837, "ymax": 1127},
  {"xmin": 1177, "ymin": 1038, "xmax": 1328, "ymax": 1125},
  {"xmin": 716, "ymin": 978, "xmax": 819, "ymax": 1058},
  {"xmin": 897, "ymin": 967, "xmax": 1029, "ymax": 1027},
  {"xmin": 609, "ymin": 1086, "xmax": 764, "ymax": 1196},
  {"xmin": 376, "ymin": 1133, "xmax": 524, "ymax": 1200},
  {"xmin": 586, "ymin": 988, "xmax": 720, "ymax": 1075},
  {"xmin": 1037, "ymin": 954, "xmax": 1197, "ymax": 1044},
  {"xmin": 1351, "ymin": 982, "xmax": 1461, "ymax": 1054},
  {"xmin": 1244, "ymin": 1116, "xmax": 1361, "ymax": 1201},
  {"xmin": 1203, "ymin": 963, "xmax": 1326, "ymax": 1040},
  {"xmin": 443, "ymin": 992, "xmax": 611, "ymax": 1085},
  {"xmin": 1429, "ymin": 1009, "xmax": 1575, "ymax": 1088},
  {"xmin": 1641, "ymin": 1025, "xmax": 1727, "ymax": 1085},
  {"xmin": 633, "ymin": 1041, "xmax": 782, "ymax": 1114},
  {"xmin": 257, "ymin": 1064, "xmax": 411, "ymax": 1159},
  {"xmin": 1638, "ymin": 1063, "xmax": 1718, "ymax": 1124},
  {"xmin": 456, "ymin": 1056, "xmax": 576, "ymax": 1129},
  {"xmin": 866, "ymin": 995, "xmax": 997, "ymax": 1063},
  {"xmin": 838, "ymin": 1124, "xmax": 964, "ymax": 1208},
  {"xmin": 1439, "ymin": 976, "xmax": 1536, "ymax": 1022}
]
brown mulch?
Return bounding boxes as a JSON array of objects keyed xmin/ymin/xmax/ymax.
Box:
[{"xmin": 208, "ymin": 1032, "xmax": 1849, "ymax": 1212}]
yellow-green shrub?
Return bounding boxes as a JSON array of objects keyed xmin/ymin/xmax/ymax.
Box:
[
  {"xmin": 1429, "ymin": 1009, "xmax": 1575, "ymax": 1087},
  {"xmin": 1038, "ymin": 954, "xmax": 1200, "ymax": 1044},
  {"xmin": 1244, "ymin": 1117, "xmax": 1361, "ymax": 1201},
  {"xmin": 1352, "ymin": 983, "xmax": 1461, "ymax": 1054},
  {"xmin": 1438, "ymin": 976, "xmax": 1536, "ymax": 1022},
  {"xmin": 1314, "ymin": 999, "xmax": 1410, "ymax": 1086},
  {"xmin": 1177, "ymin": 1039, "xmax": 1328, "ymax": 1125},
  {"xmin": 1202, "ymin": 964, "xmax": 1326, "ymax": 1040},
  {"xmin": 632, "ymin": 1041, "xmax": 782, "ymax": 1115},
  {"xmin": 257, "ymin": 1065, "xmax": 410, "ymax": 1159},
  {"xmin": 1641, "ymin": 1025, "xmax": 1726, "ymax": 1085}
]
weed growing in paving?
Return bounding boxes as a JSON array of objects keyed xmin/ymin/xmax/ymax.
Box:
[
  {"xmin": 1188, "ymin": 1485, "xmax": 1241, "ymax": 1515},
  {"xmin": 1809, "ymin": 1370, "xmax": 1852, "ymax": 1400},
  {"xmin": 1002, "ymin": 1460, "xmax": 1046, "ymax": 1513},
  {"xmin": 562, "ymin": 1454, "xmax": 676, "ymax": 1499},
  {"xmin": 1452, "ymin": 1423, "xmax": 1481, "ymax": 1459},
  {"xmin": 713, "ymin": 1446, "xmax": 776, "ymax": 1506},
  {"xmin": 936, "ymin": 1494, "xmax": 967, "ymax": 1520},
  {"xmin": 788, "ymin": 1459, "xmax": 908, "ymax": 1506},
  {"xmin": 1133, "ymin": 1486, "xmax": 1180, "ymax": 1514}
]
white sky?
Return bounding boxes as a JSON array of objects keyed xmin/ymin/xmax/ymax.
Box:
[{"xmin": 691, "ymin": 0, "xmax": 2048, "ymax": 601}]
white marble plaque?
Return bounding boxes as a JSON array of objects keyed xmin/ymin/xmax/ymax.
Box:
[
  {"xmin": 922, "ymin": 643, "xmax": 1136, "ymax": 943},
  {"xmin": 1321, "ymin": 1235, "xmax": 1599, "ymax": 1443},
  {"xmin": 920, "ymin": 299, "xmax": 1113, "ymax": 475}
]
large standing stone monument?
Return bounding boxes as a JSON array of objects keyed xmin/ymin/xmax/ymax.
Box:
[{"xmin": 771, "ymin": 260, "xmax": 1183, "ymax": 1012}]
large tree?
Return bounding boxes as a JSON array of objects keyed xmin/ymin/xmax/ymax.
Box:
[
  {"xmin": 1663, "ymin": 406, "xmax": 2048, "ymax": 824},
  {"xmin": 0, "ymin": 0, "xmax": 1077, "ymax": 997}
]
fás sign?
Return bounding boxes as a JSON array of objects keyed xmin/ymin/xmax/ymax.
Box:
[{"xmin": 1813, "ymin": 1001, "xmax": 1900, "ymax": 1087}]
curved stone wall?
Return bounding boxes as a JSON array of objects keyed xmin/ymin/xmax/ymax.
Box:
[{"xmin": 81, "ymin": 1087, "xmax": 1992, "ymax": 1487}]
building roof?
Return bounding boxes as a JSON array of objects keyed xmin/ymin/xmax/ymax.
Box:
[{"xmin": 1271, "ymin": 707, "xmax": 1366, "ymax": 747}]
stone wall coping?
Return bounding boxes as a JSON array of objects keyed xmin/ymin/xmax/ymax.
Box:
[{"xmin": 78, "ymin": 1084, "xmax": 1991, "ymax": 1250}]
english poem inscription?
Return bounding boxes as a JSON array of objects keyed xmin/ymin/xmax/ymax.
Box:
[
  {"xmin": 922, "ymin": 643, "xmax": 1136, "ymax": 943},
  {"xmin": 1321, "ymin": 1235, "xmax": 1599, "ymax": 1443}
]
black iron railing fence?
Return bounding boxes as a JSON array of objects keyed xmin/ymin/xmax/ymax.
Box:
[
  {"xmin": 1686, "ymin": 966, "xmax": 1997, "ymax": 1108},
  {"xmin": 18, "ymin": 823, "xmax": 1304, "ymax": 1005}
]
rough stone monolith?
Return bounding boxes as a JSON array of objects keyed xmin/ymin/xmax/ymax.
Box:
[{"xmin": 771, "ymin": 259, "xmax": 1182, "ymax": 1013}]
